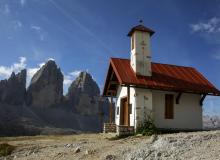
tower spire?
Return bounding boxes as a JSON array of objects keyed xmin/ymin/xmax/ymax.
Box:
[
  {"xmin": 128, "ymin": 23, "xmax": 155, "ymax": 76},
  {"xmin": 139, "ymin": 19, "xmax": 143, "ymax": 24}
]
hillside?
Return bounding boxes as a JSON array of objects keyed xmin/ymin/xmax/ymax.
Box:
[{"xmin": 0, "ymin": 130, "xmax": 220, "ymax": 160}]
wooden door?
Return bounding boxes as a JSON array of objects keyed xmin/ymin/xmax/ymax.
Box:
[{"xmin": 120, "ymin": 97, "xmax": 129, "ymax": 125}]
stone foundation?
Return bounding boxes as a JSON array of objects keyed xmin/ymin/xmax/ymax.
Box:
[
  {"xmin": 116, "ymin": 125, "xmax": 134, "ymax": 136},
  {"xmin": 103, "ymin": 123, "xmax": 116, "ymax": 133}
]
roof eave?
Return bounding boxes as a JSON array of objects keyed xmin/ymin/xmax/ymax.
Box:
[
  {"xmin": 127, "ymin": 29, "xmax": 155, "ymax": 37},
  {"xmin": 102, "ymin": 58, "xmax": 123, "ymax": 96}
]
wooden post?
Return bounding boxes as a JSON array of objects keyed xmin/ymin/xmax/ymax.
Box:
[
  {"xmin": 200, "ymin": 94, "xmax": 206, "ymax": 106},
  {"xmin": 109, "ymin": 96, "xmax": 113, "ymax": 123},
  {"xmin": 176, "ymin": 93, "xmax": 182, "ymax": 104},
  {"xmin": 127, "ymin": 86, "xmax": 130, "ymax": 127}
]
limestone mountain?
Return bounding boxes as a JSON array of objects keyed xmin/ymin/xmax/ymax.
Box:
[
  {"xmin": 66, "ymin": 71, "xmax": 101, "ymax": 115},
  {"xmin": 26, "ymin": 60, "xmax": 63, "ymax": 107},
  {"xmin": 0, "ymin": 60, "xmax": 109, "ymax": 136},
  {"xmin": 0, "ymin": 69, "xmax": 26, "ymax": 105}
]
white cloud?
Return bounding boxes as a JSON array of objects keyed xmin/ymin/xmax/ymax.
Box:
[
  {"xmin": 40, "ymin": 34, "xmax": 45, "ymax": 41},
  {"xmin": 30, "ymin": 25, "xmax": 46, "ymax": 41},
  {"xmin": 64, "ymin": 70, "xmax": 81, "ymax": 85},
  {"xmin": 4, "ymin": 4, "xmax": 10, "ymax": 14},
  {"xmin": 48, "ymin": 58, "xmax": 55, "ymax": 61},
  {"xmin": 0, "ymin": 4, "xmax": 10, "ymax": 15},
  {"xmin": 191, "ymin": 17, "xmax": 220, "ymax": 61},
  {"xmin": 0, "ymin": 66, "xmax": 12, "ymax": 78},
  {"xmin": 38, "ymin": 62, "xmax": 45, "ymax": 68},
  {"xmin": 12, "ymin": 20, "xmax": 23, "ymax": 29},
  {"xmin": 27, "ymin": 68, "xmax": 39, "ymax": 79},
  {"xmin": 20, "ymin": 0, "xmax": 26, "ymax": 7},
  {"xmin": 13, "ymin": 57, "xmax": 27, "ymax": 71},
  {"xmin": 31, "ymin": 25, "xmax": 41, "ymax": 31},
  {"xmin": 69, "ymin": 70, "xmax": 81, "ymax": 77},
  {"xmin": 0, "ymin": 57, "xmax": 27, "ymax": 78},
  {"xmin": 63, "ymin": 75, "xmax": 72, "ymax": 85},
  {"xmin": 190, "ymin": 17, "xmax": 220, "ymax": 33}
]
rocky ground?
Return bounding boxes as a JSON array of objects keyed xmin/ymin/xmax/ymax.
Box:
[{"xmin": 0, "ymin": 130, "xmax": 220, "ymax": 160}]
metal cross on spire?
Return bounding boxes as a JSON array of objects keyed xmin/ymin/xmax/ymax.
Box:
[{"xmin": 139, "ymin": 19, "xmax": 143, "ymax": 24}]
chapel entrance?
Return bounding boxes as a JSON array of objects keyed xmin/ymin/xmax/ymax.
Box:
[{"xmin": 120, "ymin": 97, "xmax": 129, "ymax": 125}]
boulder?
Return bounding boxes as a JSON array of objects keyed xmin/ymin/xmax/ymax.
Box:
[
  {"xmin": 0, "ymin": 69, "xmax": 26, "ymax": 105},
  {"xmin": 26, "ymin": 60, "xmax": 63, "ymax": 107},
  {"xmin": 203, "ymin": 115, "xmax": 220, "ymax": 129}
]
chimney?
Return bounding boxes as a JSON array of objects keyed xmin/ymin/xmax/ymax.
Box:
[{"xmin": 128, "ymin": 22, "xmax": 154, "ymax": 76}]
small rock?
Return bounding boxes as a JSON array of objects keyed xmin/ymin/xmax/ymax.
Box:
[
  {"xmin": 85, "ymin": 149, "xmax": 95, "ymax": 155},
  {"xmin": 150, "ymin": 134, "xmax": 158, "ymax": 143},
  {"xmin": 169, "ymin": 139, "xmax": 177, "ymax": 143},
  {"xmin": 156, "ymin": 152, "xmax": 162, "ymax": 157},
  {"xmin": 136, "ymin": 134, "xmax": 143, "ymax": 137},
  {"xmin": 74, "ymin": 147, "xmax": 80, "ymax": 153},
  {"xmin": 65, "ymin": 144, "xmax": 72, "ymax": 148},
  {"xmin": 105, "ymin": 154, "xmax": 116, "ymax": 160}
]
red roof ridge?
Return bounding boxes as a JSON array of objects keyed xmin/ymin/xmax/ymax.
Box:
[
  {"xmin": 152, "ymin": 62, "xmax": 194, "ymax": 69},
  {"xmin": 110, "ymin": 57, "xmax": 195, "ymax": 69}
]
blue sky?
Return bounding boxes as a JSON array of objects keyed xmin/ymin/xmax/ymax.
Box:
[{"xmin": 0, "ymin": 0, "xmax": 220, "ymax": 115}]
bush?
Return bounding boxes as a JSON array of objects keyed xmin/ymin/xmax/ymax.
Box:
[
  {"xmin": 136, "ymin": 115, "xmax": 158, "ymax": 136},
  {"xmin": 0, "ymin": 143, "xmax": 15, "ymax": 157}
]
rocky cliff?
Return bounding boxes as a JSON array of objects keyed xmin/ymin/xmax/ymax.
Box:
[
  {"xmin": 0, "ymin": 69, "xmax": 26, "ymax": 105},
  {"xmin": 26, "ymin": 60, "xmax": 63, "ymax": 107},
  {"xmin": 66, "ymin": 71, "xmax": 101, "ymax": 115}
]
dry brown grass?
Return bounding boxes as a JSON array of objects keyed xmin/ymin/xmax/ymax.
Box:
[{"xmin": 0, "ymin": 143, "xmax": 16, "ymax": 157}]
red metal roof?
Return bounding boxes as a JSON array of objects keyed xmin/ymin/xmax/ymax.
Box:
[{"xmin": 103, "ymin": 58, "xmax": 220, "ymax": 96}]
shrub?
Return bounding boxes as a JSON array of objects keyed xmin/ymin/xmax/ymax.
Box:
[
  {"xmin": 0, "ymin": 143, "xmax": 15, "ymax": 157},
  {"xmin": 136, "ymin": 115, "xmax": 158, "ymax": 136}
]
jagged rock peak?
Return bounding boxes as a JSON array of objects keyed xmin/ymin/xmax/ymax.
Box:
[
  {"xmin": 31, "ymin": 60, "xmax": 60, "ymax": 84},
  {"xmin": 65, "ymin": 71, "xmax": 100, "ymax": 115},
  {"xmin": 0, "ymin": 69, "xmax": 27, "ymax": 105},
  {"xmin": 67, "ymin": 71, "xmax": 100, "ymax": 98},
  {"xmin": 26, "ymin": 60, "xmax": 64, "ymax": 107}
]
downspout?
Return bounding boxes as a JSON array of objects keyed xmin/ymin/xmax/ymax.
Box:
[{"xmin": 134, "ymin": 91, "xmax": 136, "ymax": 130}]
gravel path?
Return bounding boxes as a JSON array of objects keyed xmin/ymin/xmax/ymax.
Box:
[{"xmin": 0, "ymin": 130, "xmax": 220, "ymax": 160}]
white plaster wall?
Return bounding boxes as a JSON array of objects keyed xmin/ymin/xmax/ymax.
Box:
[
  {"xmin": 115, "ymin": 87, "xmax": 202, "ymax": 130},
  {"xmin": 152, "ymin": 91, "xmax": 202, "ymax": 130},
  {"xmin": 130, "ymin": 31, "xmax": 151, "ymax": 76},
  {"xmin": 134, "ymin": 88, "xmax": 153, "ymax": 129},
  {"xmin": 115, "ymin": 86, "xmax": 135, "ymax": 126}
]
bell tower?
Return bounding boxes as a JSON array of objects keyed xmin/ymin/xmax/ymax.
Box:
[{"xmin": 128, "ymin": 21, "xmax": 154, "ymax": 76}]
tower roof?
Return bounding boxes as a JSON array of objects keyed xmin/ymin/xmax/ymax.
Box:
[{"xmin": 127, "ymin": 24, "xmax": 155, "ymax": 37}]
